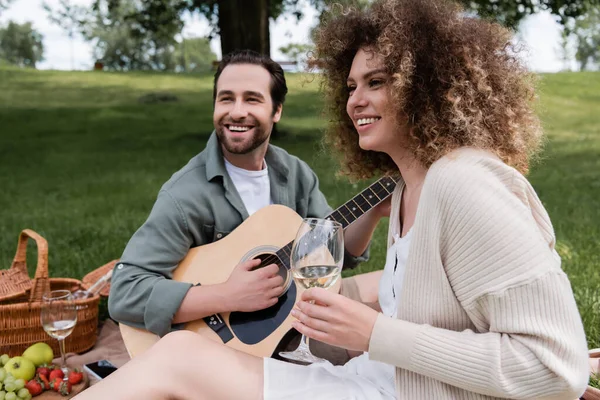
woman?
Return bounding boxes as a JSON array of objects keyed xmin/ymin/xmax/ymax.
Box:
[{"xmin": 75, "ymin": 0, "xmax": 590, "ymax": 399}]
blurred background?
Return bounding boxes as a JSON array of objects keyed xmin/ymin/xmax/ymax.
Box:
[{"xmin": 0, "ymin": 0, "xmax": 598, "ymax": 351}]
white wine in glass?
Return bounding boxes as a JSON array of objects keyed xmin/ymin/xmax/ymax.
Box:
[
  {"xmin": 292, "ymin": 265, "xmax": 341, "ymax": 290},
  {"xmin": 41, "ymin": 290, "xmax": 78, "ymax": 378},
  {"xmin": 279, "ymin": 218, "xmax": 343, "ymax": 364}
]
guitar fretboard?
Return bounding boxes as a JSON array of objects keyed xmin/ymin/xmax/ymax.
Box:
[{"xmin": 274, "ymin": 175, "xmax": 400, "ymax": 270}]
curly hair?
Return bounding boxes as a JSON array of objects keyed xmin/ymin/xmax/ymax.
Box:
[{"xmin": 313, "ymin": 0, "xmax": 543, "ymax": 179}]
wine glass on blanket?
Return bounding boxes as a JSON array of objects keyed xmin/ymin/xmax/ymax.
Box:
[
  {"xmin": 41, "ymin": 290, "xmax": 78, "ymax": 378},
  {"xmin": 279, "ymin": 218, "xmax": 343, "ymax": 364}
]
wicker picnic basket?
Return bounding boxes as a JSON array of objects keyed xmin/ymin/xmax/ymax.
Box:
[{"xmin": 0, "ymin": 229, "xmax": 100, "ymax": 357}]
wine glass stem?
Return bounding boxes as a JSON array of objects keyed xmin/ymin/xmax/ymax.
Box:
[
  {"xmin": 297, "ymin": 333, "xmax": 310, "ymax": 352},
  {"xmin": 58, "ymin": 338, "xmax": 68, "ymax": 377}
]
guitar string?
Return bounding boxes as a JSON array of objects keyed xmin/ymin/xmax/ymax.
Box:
[
  {"xmin": 260, "ymin": 176, "xmax": 398, "ymax": 269},
  {"xmin": 253, "ymin": 175, "xmax": 400, "ymax": 271}
]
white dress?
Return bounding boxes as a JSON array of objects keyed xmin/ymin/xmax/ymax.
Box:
[{"xmin": 263, "ymin": 228, "xmax": 412, "ymax": 400}]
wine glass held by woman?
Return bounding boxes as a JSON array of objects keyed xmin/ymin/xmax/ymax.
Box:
[
  {"xmin": 279, "ymin": 218, "xmax": 344, "ymax": 363},
  {"xmin": 41, "ymin": 290, "xmax": 77, "ymax": 378},
  {"xmin": 72, "ymin": 0, "xmax": 590, "ymax": 399}
]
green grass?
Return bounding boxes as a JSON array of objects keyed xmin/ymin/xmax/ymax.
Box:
[{"xmin": 0, "ymin": 66, "xmax": 599, "ymax": 350}]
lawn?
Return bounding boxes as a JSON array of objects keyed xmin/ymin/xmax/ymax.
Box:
[{"xmin": 0, "ymin": 66, "xmax": 598, "ymax": 349}]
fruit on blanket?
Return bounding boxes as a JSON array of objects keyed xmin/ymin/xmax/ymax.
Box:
[
  {"xmin": 37, "ymin": 374, "xmax": 50, "ymax": 390},
  {"xmin": 48, "ymin": 369, "xmax": 63, "ymax": 382},
  {"xmin": 22, "ymin": 344, "xmax": 53, "ymax": 367},
  {"xmin": 2, "ymin": 382, "xmax": 16, "ymax": 393},
  {"xmin": 3, "ymin": 359, "xmax": 35, "ymax": 381},
  {"xmin": 67, "ymin": 369, "xmax": 83, "ymax": 385},
  {"xmin": 50, "ymin": 379, "xmax": 71, "ymax": 396},
  {"xmin": 24, "ymin": 380, "xmax": 42, "ymax": 396},
  {"xmin": 35, "ymin": 366, "xmax": 50, "ymax": 379}
]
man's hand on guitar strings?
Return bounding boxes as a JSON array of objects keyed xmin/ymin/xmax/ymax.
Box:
[
  {"xmin": 291, "ymin": 288, "xmax": 378, "ymax": 353},
  {"xmin": 222, "ymin": 259, "xmax": 284, "ymax": 312}
]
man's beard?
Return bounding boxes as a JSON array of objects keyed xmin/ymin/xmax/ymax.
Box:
[{"xmin": 215, "ymin": 120, "xmax": 271, "ymax": 155}]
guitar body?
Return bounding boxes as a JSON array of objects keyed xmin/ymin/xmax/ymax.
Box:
[
  {"xmin": 120, "ymin": 205, "xmax": 341, "ymax": 358},
  {"xmin": 120, "ymin": 175, "xmax": 399, "ymax": 359}
]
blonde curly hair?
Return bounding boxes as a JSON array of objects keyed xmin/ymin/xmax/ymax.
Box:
[{"xmin": 313, "ymin": 0, "xmax": 543, "ymax": 179}]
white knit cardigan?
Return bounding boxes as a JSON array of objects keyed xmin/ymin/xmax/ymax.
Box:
[{"xmin": 368, "ymin": 148, "xmax": 590, "ymax": 399}]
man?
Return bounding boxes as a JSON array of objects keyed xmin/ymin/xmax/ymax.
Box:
[{"xmin": 108, "ymin": 50, "xmax": 386, "ymax": 356}]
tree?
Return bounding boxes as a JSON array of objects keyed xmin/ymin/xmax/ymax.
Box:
[
  {"xmin": 174, "ymin": 37, "xmax": 217, "ymax": 72},
  {"xmin": 42, "ymin": 0, "xmax": 88, "ymax": 70},
  {"xmin": 0, "ymin": 0, "xmax": 14, "ymax": 16},
  {"xmin": 279, "ymin": 42, "xmax": 313, "ymax": 66},
  {"xmin": 0, "ymin": 21, "xmax": 44, "ymax": 68},
  {"xmin": 79, "ymin": 0, "xmax": 215, "ymax": 71},
  {"xmin": 570, "ymin": 7, "xmax": 600, "ymax": 70},
  {"xmin": 457, "ymin": 0, "xmax": 598, "ymax": 32}
]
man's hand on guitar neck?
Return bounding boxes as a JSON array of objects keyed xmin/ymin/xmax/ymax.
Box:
[{"xmin": 172, "ymin": 259, "xmax": 284, "ymax": 324}]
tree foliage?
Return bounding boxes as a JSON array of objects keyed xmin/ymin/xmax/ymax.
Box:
[
  {"xmin": 0, "ymin": 21, "xmax": 44, "ymax": 68},
  {"xmin": 457, "ymin": 0, "xmax": 598, "ymax": 31},
  {"xmin": 0, "ymin": 0, "xmax": 14, "ymax": 16},
  {"xmin": 570, "ymin": 6, "xmax": 600, "ymax": 70},
  {"xmin": 82, "ymin": 0, "xmax": 215, "ymax": 71},
  {"xmin": 174, "ymin": 37, "xmax": 216, "ymax": 72}
]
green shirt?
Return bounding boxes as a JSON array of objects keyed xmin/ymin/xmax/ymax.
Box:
[{"xmin": 108, "ymin": 133, "xmax": 368, "ymax": 337}]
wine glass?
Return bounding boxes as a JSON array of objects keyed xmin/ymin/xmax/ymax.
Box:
[
  {"xmin": 279, "ymin": 218, "xmax": 343, "ymax": 364},
  {"xmin": 41, "ymin": 290, "xmax": 78, "ymax": 378}
]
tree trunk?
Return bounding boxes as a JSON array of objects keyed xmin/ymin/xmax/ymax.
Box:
[{"xmin": 218, "ymin": 0, "xmax": 270, "ymax": 57}]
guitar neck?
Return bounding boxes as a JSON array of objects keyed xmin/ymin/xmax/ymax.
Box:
[
  {"xmin": 325, "ymin": 175, "xmax": 399, "ymax": 229},
  {"xmin": 275, "ymin": 175, "xmax": 400, "ymax": 268}
]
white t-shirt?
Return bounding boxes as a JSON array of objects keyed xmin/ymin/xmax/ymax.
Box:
[{"xmin": 224, "ymin": 158, "xmax": 273, "ymax": 216}]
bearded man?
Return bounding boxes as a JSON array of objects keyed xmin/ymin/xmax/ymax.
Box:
[{"xmin": 109, "ymin": 50, "xmax": 387, "ymax": 361}]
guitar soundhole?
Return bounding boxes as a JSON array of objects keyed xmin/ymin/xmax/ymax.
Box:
[
  {"xmin": 229, "ymin": 280, "xmax": 297, "ymax": 345},
  {"xmin": 250, "ymin": 253, "xmax": 291, "ymax": 294}
]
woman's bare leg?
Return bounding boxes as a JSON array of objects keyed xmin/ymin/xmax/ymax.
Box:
[{"xmin": 74, "ymin": 331, "xmax": 264, "ymax": 400}]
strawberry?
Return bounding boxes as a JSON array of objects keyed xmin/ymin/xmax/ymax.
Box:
[
  {"xmin": 36, "ymin": 365, "xmax": 51, "ymax": 379},
  {"xmin": 67, "ymin": 369, "xmax": 83, "ymax": 385},
  {"xmin": 49, "ymin": 368, "xmax": 64, "ymax": 381},
  {"xmin": 25, "ymin": 379, "xmax": 43, "ymax": 396},
  {"xmin": 57, "ymin": 380, "xmax": 72, "ymax": 396},
  {"xmin": 51, "ymin": 377, "xmax": 61, "ymax": 391},
  {"xmin": 38, "ymin": 374, "xmax": 51, "ymax": 390}
]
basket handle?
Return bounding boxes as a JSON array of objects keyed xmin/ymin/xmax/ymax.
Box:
[{"xmin": 12, "ymin": 229, "xmax": 51, "ymax": 302}]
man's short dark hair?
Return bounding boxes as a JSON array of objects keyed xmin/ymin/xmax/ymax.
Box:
[{"xmin": 213, "ymin": 50, "xmax": 288, "ymax": 115}]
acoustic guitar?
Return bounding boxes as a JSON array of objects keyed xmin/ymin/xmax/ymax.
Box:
[{"xmin": 120, "ymin": 175, "xmax": 399, "ymax": 358}]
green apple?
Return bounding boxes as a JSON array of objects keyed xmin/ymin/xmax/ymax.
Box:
[
  {"xmin": 2, "ymin": 359, "xmax": 34, "ymax": 382},
  {"xmin": 21, "ymin": 343, "xmax": 53, "ymax": 367}
]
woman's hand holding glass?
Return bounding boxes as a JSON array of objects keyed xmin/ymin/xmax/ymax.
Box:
[{"xmin": 291, "ymin": 288, "xmax": 379, "ymax": 353}]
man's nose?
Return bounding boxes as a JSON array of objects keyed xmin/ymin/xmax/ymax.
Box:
[{"xmin": 229, "ymin": 100, "xmax": 248, "ymax": 120}]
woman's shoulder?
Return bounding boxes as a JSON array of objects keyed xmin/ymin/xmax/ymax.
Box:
[{"xmin": 426, "ymin": 148, "xmax": 520, "ymax": 195}]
